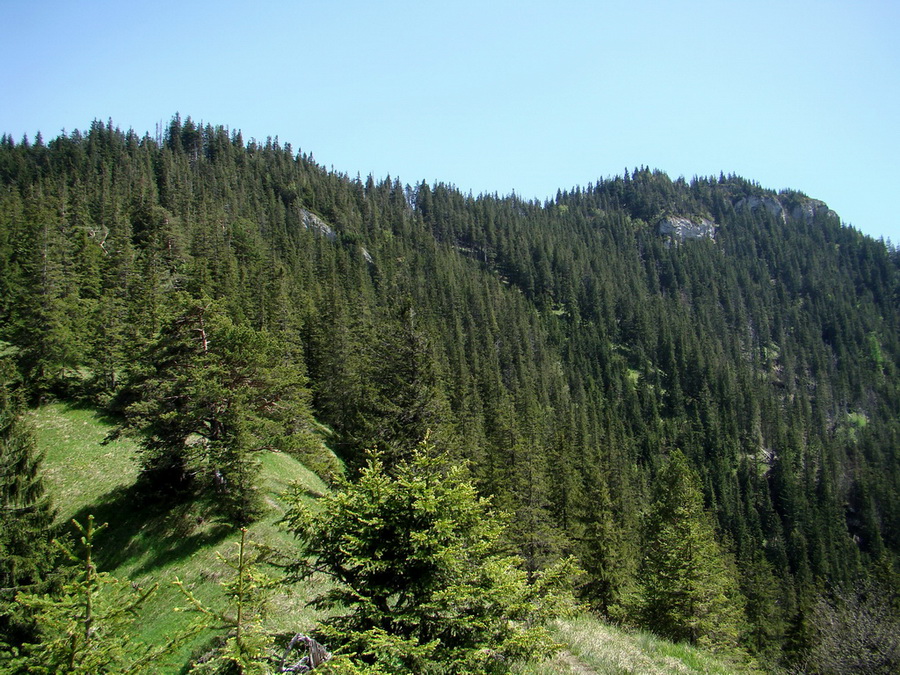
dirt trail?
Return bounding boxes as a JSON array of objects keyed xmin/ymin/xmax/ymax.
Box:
[{"xmin": 555, "ymin": 650, "xmax": 600, "ymax": 674}]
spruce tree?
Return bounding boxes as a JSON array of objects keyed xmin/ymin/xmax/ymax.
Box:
[
  {"xmin": 0, "ymin": 359, "xmax": 57, "ymax": 652},
  {"xmin": 283, "ymin": 437, "xmax": 577, "ymax": 674},
  {"xmin": 118, "ymin": 295, "xmax": 317, "ymax": 523},
  {"xmin": 16, "ymin": 191, "xmax": 85, "ymax": 399},
  {"xmin": 637, "ymin": 450, "xmax": 747, "ymax": 651},
  {"xmin": 174, "ymin": 528, "xmax": 276, "ymax": 674},
  {"xmin": 578, "ymin": 469, "xmax": 634, "ymax": 617},
  {"xmin": 8, "ymin": 516, "xmax": 191, "ymax": 674},
  {"xmin": 0, "ymin": 360, "xmax": 55, "ymax": 584}
]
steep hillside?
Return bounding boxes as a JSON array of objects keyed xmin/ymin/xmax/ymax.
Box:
[
  {"xmin": 30, "ymin": 402, "xmax": 329, "ymax": 670},
  {"xmin": 32, "ymin": 404, "xmax": 760, "ymax": 675},
  {"xmin": 1, "ymin": 117, "xmax": 898, "ymax": 669},
  {"xmin": 514, "ymin": 615, "xmax": 760, "ymax": 675}
]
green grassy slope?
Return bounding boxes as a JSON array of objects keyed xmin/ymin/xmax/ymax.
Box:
[
  {"xmin": 34, "ymin": 403, "xmax": 139, "ymax": 523},
  {"xmin": 512, "ymin": 615, "xmax": 762, "ymax": 675},
  {"xmin": 32, "ymin": 403, "xmax": 760, "ymax": 674},
  {"xmin": 31, "ymin": 402, "xmax": 329, "ymax": 670}
]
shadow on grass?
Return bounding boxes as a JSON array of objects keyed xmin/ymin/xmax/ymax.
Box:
[
  {"xmin": 62, "ymin": 483, "xmax": 233, "ymax": 577},
  {"xmin": 50, "ymin": 398, "xmax": 126, "ymax": 429}
]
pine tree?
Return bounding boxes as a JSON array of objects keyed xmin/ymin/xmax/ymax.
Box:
[
  {"xmin": 8, "ymin": 516, "xmax": 192, "ymax": 674},
  {"xmin": 118, "ymin": 295, "xmax": 317, "ymax": 523},
  {"xmin": 174, "ymin": 528, "xmax": 276, "ymax": 674},
  {"xmin": 16, "ymin": 189, "xmax": 85, "ymax": 399},
  {"xmin": 637, "ymin": 450, "xmax": 747, "ymax": 651},
  {"xmin": 0, "ymin": 359, "xmax": 57, "ymax": 651},
  {"xmin": 578, "ymin": 469, "xmax": 634, "ymax": 617},
  {"xmin": 363, "ymin": 302, "xmax": 450, "ymax": 467},
  {"xmin": 739, "ymin": 551, "xmax": 787, "ymax": 661},
  {"xmin": 0, "ymin": 360, "xmax": 55, "ymax": 586},
  {"xmin": 283, "ymin": 437, "xmax": 577, "ymax": 674}
]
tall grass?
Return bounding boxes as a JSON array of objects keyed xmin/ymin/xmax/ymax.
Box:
[{"xmin": 513, "ymin": 614, "xmax": 762, "ymax": 675}]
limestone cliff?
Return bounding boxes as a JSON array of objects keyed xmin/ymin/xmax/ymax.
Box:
[
  {"xmin": 790, "ymin": 198, "xmax": 839, "ymax": 223},
  {"xmin": 657, "ymin": 215, "xmax": 717, "ymax": 244},
  {"xmin": 734, "ymin": 195, "xmax": 786, "ymax": 223},
  {"xmin": 734, "ymin": 194, "xmax": 838, "ymax": 225}
]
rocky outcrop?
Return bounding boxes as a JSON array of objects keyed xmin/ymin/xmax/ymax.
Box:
[
  {"xmin": 300, "ymin": 208, "xmax": 374, "ymax": 264},
  {"xmin": 734, "ymin": 195, "xmax": 786, "ymax": 223},
  {"xmin": 657, "ymin": 215, "xmax": 717, "ymax": 244},
  {"xmin": 733, "ymin": 194, "xmax": 838, "ymax": 225},
  {"xmin": 299, "ymin": 208, "xmax": 336, "ymax": 241},
  {"xmin": 790, "ymin": 199, "xmax": 838, "ymax": 224}
]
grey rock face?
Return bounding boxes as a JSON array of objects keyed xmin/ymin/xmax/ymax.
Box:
[
  {"xmin": 734, "ymin": 195, "xmax": 786, "ymax": 223},
  {"xmin": 790, "ymin": 199, "xmax": 838, "ymax": 223},
  {"xmin": 300, "ymin": 209, "xmax": 337, "ymax": 241},
  {"xmin": 657, "ymin": 216, "xmax": 717, "ymax": 243}
]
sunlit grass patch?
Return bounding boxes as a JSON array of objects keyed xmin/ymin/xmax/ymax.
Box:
[
  {"xmin": 513, "ymin": 613, "xmax": 761, "ymax": 675},
  {"xmin": 33, "ymin": 402, "xmax": 335, "ymax": 669},
  {"xmin": 31, "ymin": 402, "xmax": 139, "ymax": 522}
]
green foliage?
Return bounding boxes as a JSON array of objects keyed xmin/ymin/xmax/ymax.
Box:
[
  {"xmin": 283, "ymin": 437, "xmax": 578, "ymax": 674},
  {"xmin": 118, "ymin": 295, "xmax": 317, "ymax": 523},
  {"xmin": 0, "ymin": 359, "xmax": 57, "ymax": 652},
  {"xmin": 14, "ymin": 208, "xmax": 87, "ymax": 400},
  {"xmin": 577, "ymin": 470, "xmax": 636, "ymax": 618},
  {"xmin": 28, "ymin": 400, "xmax": 330, "ymax": 673},
  {"xmin": 5, "ymin": 516, "xmax": 193, "ymax": 674},
  {"xmin": 175, "ymin": 528, "xmax": 276, "ymax": 674},
  {"xmin": 637, "ymin": 451, "xmax": 747, "ymax": 651},
  {"xmin": 738, "ymin": 552, "xmax": 786, "ymax": 661},
  {"xmin": 360, "ymin": 303, "xmax": 454, "ymax": 467},
  {"xmin": 0, "ymin": 361, "xmax": 55, "ymax": 572},
  {"xmin": 2, "ymin": 117, "xmax": 900, "ymax": 667}
]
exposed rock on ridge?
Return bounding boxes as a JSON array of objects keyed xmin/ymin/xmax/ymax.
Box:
[
  {"xmin": 657, "ymin": 215, "xmax": 717, "ymax": 244},
  {"xmin": 790, "ymin": 199, "xmax": 838, "ymax": 223},
  {"xmin": 734, "ymin": 195, "xmax": 786, "ymax": 223},
  {"xmin": 734, "ymin": 194, "xmax": 838, "ymax": 225}
]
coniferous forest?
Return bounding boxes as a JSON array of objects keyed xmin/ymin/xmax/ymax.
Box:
[{"xmin": 1, "ymin": 117, "xmax": 899, "ymax": 673}]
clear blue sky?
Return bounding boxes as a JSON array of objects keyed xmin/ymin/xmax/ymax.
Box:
[{"xmin": 3, "ymin": 0, "xmax": 898, "ymax": 243}]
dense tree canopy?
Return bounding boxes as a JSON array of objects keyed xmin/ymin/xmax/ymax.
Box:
[
  {"xmin": 116, "ymin": 295, "xmax": 317, "ymax": 522},
  {"xmin": 0, "ymin": 118, "xmax": 898, "ymax": 668},
  {"xmin": 0, "ymin": 359, "xmax": 57, "ymax": 652},
  {"xmin": 638, "ymin": 450, "xmax": 746, "ymax": 649},
  {"xmin": 283, "ymin": 441, "xmax": 576, "ymax": 674}
]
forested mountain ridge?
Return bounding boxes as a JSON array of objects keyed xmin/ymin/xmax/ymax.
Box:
[{"xmin": 1, "ymin": 116, "xmax": 899, "ymax": 671}]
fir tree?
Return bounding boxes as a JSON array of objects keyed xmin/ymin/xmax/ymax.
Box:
[
  {"xmin": 0, "ymin": 359, "xmax": 57, "ymax": 653},
  {"xmin": 282, "ymin": 437, "xmax": 577, "ymax": 674},
  {"xmin": 174, "ymin": 528, "xmax": 276, "ymax": 674},
  {"xmin": 578, "ymin": 469, "xmax": 634, "ymax": 618},
  {"xmin": 118, "ymin": 295, "xmax": 317, "ymax": 523},
  {"xmin": 8, "ymin": 516, "xmax": 193, "ymax": 674},
  {"xmin": 0, "ymin": 360, "xmax": 55, "ymax": 588},
  {"xmin": 637, "ymin": 450, "xmax": 747, "ymax": 651}
]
